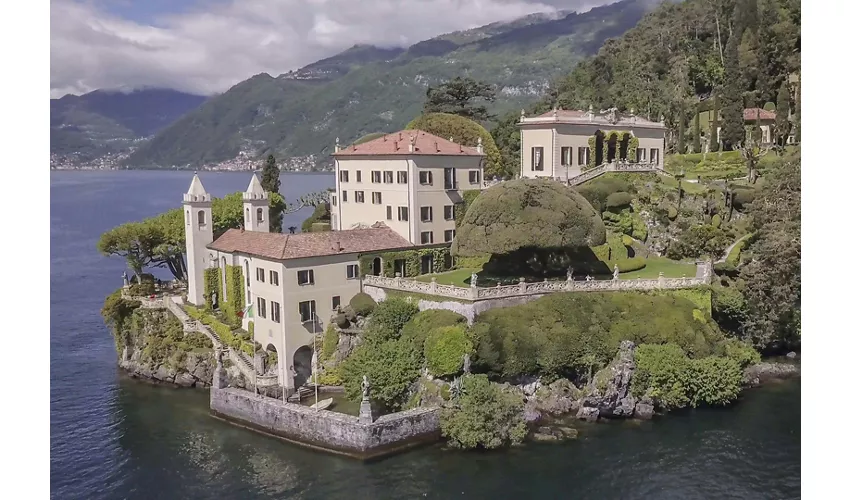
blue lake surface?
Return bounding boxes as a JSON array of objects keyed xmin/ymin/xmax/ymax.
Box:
[{"xmin": 50, "ymin": 170, "xmax": 801, "ymax": 500}]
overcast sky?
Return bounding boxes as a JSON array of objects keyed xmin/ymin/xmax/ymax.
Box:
[{"xmin": 50, "ymin": 0, "xmax": 614, "ymax": 98}]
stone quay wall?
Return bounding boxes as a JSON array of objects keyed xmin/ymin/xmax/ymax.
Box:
[{"xmin": 210, "ymin": 387, "xmax": 440, "ymax": 460}]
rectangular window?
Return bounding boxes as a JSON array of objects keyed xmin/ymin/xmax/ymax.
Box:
[
  {"xmin": 469, "ymin": 170, "xmax": 480, "ymax": 184},
  {"xmin": 371, "ymin": 171, "xmax": 382, "ymax": 183},
  {"xmin": 332, "ymin": 195, "xmax": 337, "ymax": 206},
  {"xmin": 269, "ymin": 270, "xmax": 279, "ymax": 286},
  {"xmin": 532, "ymin": 146, "xmax": 544, "ymax": 171},
  {"xmin": 561, "ymin": 146, "xmax": 573, "ymax": 166},
  {"xmin": 372, "ymin": 192, "xmax": 382, "ymax": 204},
  {"xmin": 346, "ymin": 264, "xmax": 360, "ymax": 279},
  {"xmin": 386, "ymin": 205, "xmax": 393, "ymax": 220},
  {"xmin": 420, "ymin": 206, "xmax": 432, "ymax": 222},
  {"xmin": 355, "ymin": 191, "xmax": 364, "ymax": 203},
  {"xmin": 299, "ymin": 300, "xmax": 317, "ymax": 323},
  {"xmin": 256, "ymin": 268, "xmax": 265, "ymax": 282},
  {"xmin": 637, "ymin": 148, "xmax": 647, "ymax": 162},
  {"xmin": 297, "ymin": 269, "xmax": 314, "ymax": 286},
  {"xmin": 342, "ymin": 190, "xmax": 348, "ymax": 202},
  {"xmin": 356, "ymin": 170, "xmax": 362, "ymax": 183},
  {"xmin": 444, "ymin": 205, "xmax": 454, "ymax": 220},
  {"xmin": 444, "ymin": 168, "xmax": 457, "ymax": 190},
  {"xmin": 398, "ymin": 206, "xmax": 409, "ymax": 221},
  {"xmin": 339, "ymin": 170, "xmax": 349, "ymax": 182},
  {"xmin": 444, "ymin": 229, "xmax": 455, "ymax": 243},
  {"xmin": 383, "ymin": 171, "xmax": 393, "ymax": 183},
  {"xmin": 397, "ymin": 171, "xmax": 408, "ymax": 184},
  {"xmin": 257, "ymin": 297, "xmax": 267, "ymax": 318},
  {"xmin": 271, "ymin": 301, "xmax": 280, "ymax": 323},
  {"xmin": 420, "ymin": 231, "xmax": 433, "ymax": 244},
  {"xmin": 332, "ymin": 296, "xmax": 341, "ymax": 311},
  {"xmin": 419, "ymin": 171, "xmax": 433, "ymax": 185},
  {"xmin": 650, "ymin": 148, "xmax": 659, "ymax": 164},
  {"xmin": 578, "ymin": 147, "xmax": 589, "ymax": 166}
]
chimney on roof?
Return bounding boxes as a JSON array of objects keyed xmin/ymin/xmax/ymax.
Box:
[
  {"xmin": 408, "ymin": 135, "xmax": 414, "ymax": 153},
  {"xmin": 553, "ymin": 108, "xmax": 558, "ymax": 120},
  {"xmin": 394, "ymin": 140, "xmax": 398, "ymax": 151},
  {"xmin": 332, "ymin": 241, "xmax": 341, "ymax": 252},
  {"xmin": 449, "ymin": 136, "xmax": 454, "ymax": 142},
  {"xmin": 476, "ymin": 137, "xmax": 483, "ymax": 153},
  {"xmin": 435, "ymin": 141, "xmax": 439, "ymax": 152},
  {"xmin": 334, "ymin": 137, "xmax": 340, "ymax": 153}
]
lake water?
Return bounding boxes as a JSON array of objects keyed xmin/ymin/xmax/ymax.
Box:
[{"xmin": 50, "ymin": 170, "xmax": 801, "ymax": 500}]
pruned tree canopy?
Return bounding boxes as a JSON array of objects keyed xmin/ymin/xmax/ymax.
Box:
[
  {"xmin": 405, "ymin": 112, "xmax": 505, "ymax": 178},
  {"xmin": 452, "ymin": 178, "xmax": 606, "ymax": 257},
  {"xmin": 423, "ymin": 76, "xmax": 496, "ymax": 122}
]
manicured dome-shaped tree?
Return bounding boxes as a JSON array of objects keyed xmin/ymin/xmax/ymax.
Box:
[
  {"xmin": 452, "ymin": 178, "xmax": 606, "ymax": 275},
  {"xmin": 405, "ymin": 113, "xmax": 506, "ymax": 179}
]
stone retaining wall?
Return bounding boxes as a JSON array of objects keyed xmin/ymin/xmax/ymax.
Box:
[{"xmin": 210, "ymin": 387, "xmax": 440, "ymax": 460}]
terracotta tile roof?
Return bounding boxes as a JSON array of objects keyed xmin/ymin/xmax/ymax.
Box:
[
  {"xmin": 208, "ymin": 223, "xmax": 414, "ymax": 260},
  {"xmin": 743, "ymin": 108, "xmax": 776, "ymax": 121},
  {"xmin": 333, "ymin": 129, "xmax": 484, "ymax": 157}
]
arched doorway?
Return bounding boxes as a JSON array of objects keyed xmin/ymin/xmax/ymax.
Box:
[
  {"xmin": 606, "ymin": 133, "xmax": 618, "ymax": 163},
  {"xmin": 371, "ymin": 257, "xmax": 382, "ymax": 276},
  {"xmin": 293, "ymin": 345, "xmax": 313, "ymax": 388},
  {"xmin": 593, "ymin": 130, "xmax": 605, "ymax": 167},
  {"xmin": 619, "ymin": 133, "xmax": 631, "ymax": 161}
]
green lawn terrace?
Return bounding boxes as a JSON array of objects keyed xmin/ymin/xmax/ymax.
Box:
[
  {"xmin": 416, "ymin": 257, "xmax": 697, "ymax": 288},
  {"xmin": 663, "ymin": 145, "xmax": 799, "ymax": 182}
]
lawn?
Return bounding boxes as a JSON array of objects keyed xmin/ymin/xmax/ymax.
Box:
[{"xmin": 416, "ymin": 267, "xmax": 481, "ymax": 287}]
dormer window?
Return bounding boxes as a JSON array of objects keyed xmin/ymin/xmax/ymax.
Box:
[{"xmin": 257, "ymin": 208, "xmax": 264, "ymax": 222}]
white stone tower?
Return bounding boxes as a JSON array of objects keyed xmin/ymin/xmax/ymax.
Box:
[
  {"xmin": 183, "ymin": 173, "xmax": 213, "ymax": 306},
  {"xmin": 243, "ymin": 174, "xmax": 270, "ymax": 233}
]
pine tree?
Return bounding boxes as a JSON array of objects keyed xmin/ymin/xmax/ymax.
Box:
[
  {"xmin": 691, "ymin": 106, "xmax": 702, "ymax": 153},
  {"xmin": 720, "ymin": 30, "xmax": 745, "ymax": 150},
  {"xmin": 775, "ymin": 80, "xmax": 791, "ymax": 147},
  {"xmin": 260, "ymin": 154, "xmax": 282, "ymax": 232}
]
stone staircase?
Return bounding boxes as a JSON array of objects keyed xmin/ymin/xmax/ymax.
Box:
[{"xmin": 287, "ymin": 385, "xmax": 317, "ymax": 403}]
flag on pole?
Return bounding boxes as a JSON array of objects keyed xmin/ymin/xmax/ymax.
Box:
[{"xmin": 240, "ymin": 303, "xmax": 253, "ymax": 319}]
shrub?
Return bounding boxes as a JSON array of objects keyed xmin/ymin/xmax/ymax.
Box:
[
  {"xmin": 406, "ymin": 113, "xmax": 505, "ymax": 178},
  {"xmin": 349, "ymin": 292, "xmax": 377, "ymax": 317},
  {"xmin": 339, "ymin": 339, "xmax": 422, "ymax": 411},
  {"xmin": 301, "ymin": 203, "xmax": 331, "ymax": 232},
  {"xmin": 666, "ymin": 224, "xmax": 729, "ymax": 260},
  {"xmin": 711, "ymin": 214, "xmax": 721, "ymax": 228},
  {"xmin": 606, "ymin": 191, "xmax": 634, "ymax": 210},
  {"xmin": 424, "ymin": 325, "xmax": 474, "ymax": 377},
  {"xmin": 632, "ymin": 215, "xmax": 648, "ymax": 241},
  {"xmin": 365, "ymin": 298, "xmax": 419, "ymax": 343},
  {"xmin": 439, "ymin": 374, "xmax": 527, "ymax": 449},
  {"xmin": 322, "ymin": 325, "xmax": 340, "ymax": 362},
  {"xmin": 610, "ymin": 257, "xmax": 646, "ymax": 273},
  {"xmin": 577, "ymin": 177, "xmax": 634, "ymax": 212},
  {"xmin": 716, "ymin": 339, "xmax": 761, "ymax": 368},
  {"xmin": 667, "ymin": 206, "xmax": 678, "ymax": 220},
  {"xmin": 732, "ymin": 188, "xmax": 756, "ymax": 209},
  {"xmin": 400, "ymin": 309, "xmax": 467, "ymax": 353},
  {"xmin": 687, "ymin": 356, "xmax": 742, "ymax": 406},
  {"xmin": 632, "ymin": 344, "xmax": 691, "ymax": 409},
  {"xmin": 311, "ymin": 222, "xmax": 331, "ymax": 232},
  {"xmin": 317, "ymin": 366, "xmax": 343, "ymax": 386}
]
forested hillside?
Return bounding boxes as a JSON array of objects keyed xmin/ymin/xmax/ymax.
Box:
[{"xmin": 124, "ymin": 0, "xmax": 652, "ymax": 169}]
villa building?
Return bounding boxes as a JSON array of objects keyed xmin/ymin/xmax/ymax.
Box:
[
  {"xmin": 183, "ymin": 173, "xmax": 416, "ymax": 396},
  {"xmin": 329, "ymin": 129, "xmax": 486, "ymax": 245},
  {"xmin": 517, "ymin": 107, "xmax": 667, "ymax": 180}
]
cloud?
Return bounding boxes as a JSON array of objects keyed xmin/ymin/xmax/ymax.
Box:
[{"xmin": 50, "ymin": 0, "xmax": 612, "ymax": 98}]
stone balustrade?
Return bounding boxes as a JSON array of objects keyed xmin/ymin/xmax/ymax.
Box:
[
  {"xmin": 363, "ymin": 261, "xmax": 712, "ymax": 302},
  {"xmin": 481, "ymin": 161, "xmax": 661, "ymax": 190}
]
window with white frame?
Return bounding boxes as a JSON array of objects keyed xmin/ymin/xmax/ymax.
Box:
[
  {"xmin": 299, "ymin": 300, "xmax": 317, "ymax": 323},
  {"xmin": 346, "ymin": 264, "xmax": 360, "ymax": 279},
  {"xmin": 297, "ymin": 269, "xmax": 314, "ymax": 286}
]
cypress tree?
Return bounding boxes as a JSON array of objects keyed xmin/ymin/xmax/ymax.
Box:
[
  {"xmin": 691, "ymin": 106, "xmax": 702, "ymax": 153},
  {"xmin": 260, "ymin": 154, "xmax": 282, "ymax": 232},
  {"xmin": 775, "ymin": 80, "xmax": 791, "ymax": 146},
  {"xmin": 710, "ymin": 96, "xmax": 719, "ymax": 152},
  {"xmin": 720, "ymin": 30, "xmax": 745, "ymax": 150}
]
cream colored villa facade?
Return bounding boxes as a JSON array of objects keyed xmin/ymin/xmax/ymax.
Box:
[
  {"xmin": 330, "ymin": 130, "xmax": 486, "ymax": 245},
  {"xmin": 182, "ymin": 173, "xmax": 414, "ymax": 395},
  {"xmin": 518, "ymin": 107, "xmax": 666, "ymax": 180}
]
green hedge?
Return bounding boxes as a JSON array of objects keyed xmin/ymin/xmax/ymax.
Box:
[
  {"xmin": 322, "ymin": 325, "xmax": 339, "ymax": 362},
  {"xmin": 203, "ymin": 268, "xmax": 222, "ymax": 310},
  {"xmin": 360, "ymin": 246, "xmax": 452, "ymax": 279},
  {"xmin": 223, "ymin": 265, "xmax": 244, "ymax": 323},
  {"xmin": 424, "ymin": 325, "xmax": 474, "ymax": 377},
  {"xmin": 455, "ymin": 190, "xmax": 481, "ymax": 227},
  {"xmin": 350, "ymin": 292, "xmax": 377, "ymax": 316},
  {"xmin": 400, "ymin": 309, "xmax": 468, "ymax": 354}
]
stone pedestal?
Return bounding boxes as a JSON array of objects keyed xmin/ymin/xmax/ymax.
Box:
[{"xmin": 359, "ymin": 397, "xmax": 374, "ymax": 424}]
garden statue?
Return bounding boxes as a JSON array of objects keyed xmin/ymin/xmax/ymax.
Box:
[
  {"xmin": 463, "ymin": 353, "xmax": 471, "ymax": 375},
  {"xmin": 122, "ymin": 271, "xmax": 129, "ymax": 287},
  {"xmin": 566, "ymin": 266, "xmax": 574, "ymax": 281},
  {"xmin": 613, "ymin": 265, "xmax": 620, "ymax": 280},
  {"xmin": 361, "ymin": 375, "xmax": 371, "ymax": 400},
  {"xmin": 470, "ymin": 273, "xmax": 478, "ymax": 288},
  {"xmin": 288, "ymin": 226, "xmax": 296, "ymax": 234},
  {"xmin": 586, "ymin": 275, "xmax": 592, "ymax": 281},
  {"xmin": 210, "ymin": 290, "xmax": 218, "ymax": 309}
]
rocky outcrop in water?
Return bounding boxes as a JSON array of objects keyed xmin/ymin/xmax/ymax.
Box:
[
  {"xmin": 120, "ymin": 348, "xmax": 214, "ymax": 387},
  {"xmin": 575, "ymin": 340, "xmax": 654, "ymax": 421},
  {"xmin": 743, "ymin": 361, "xmax": 801, "ymax": 388}
]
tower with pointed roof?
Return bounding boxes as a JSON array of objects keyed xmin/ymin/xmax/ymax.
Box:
[
  {"xmin": 183, "ymin": 173, "xmax": 213, "ymax": 305},
  {"xmin": 243, "ymin": 174, "xmax": 270, "ymax": 233}
]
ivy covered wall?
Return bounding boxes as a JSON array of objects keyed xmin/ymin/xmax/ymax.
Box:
[{"xmin": 359, "ymin": 246, "xmax": 453, "ymax": 278}]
